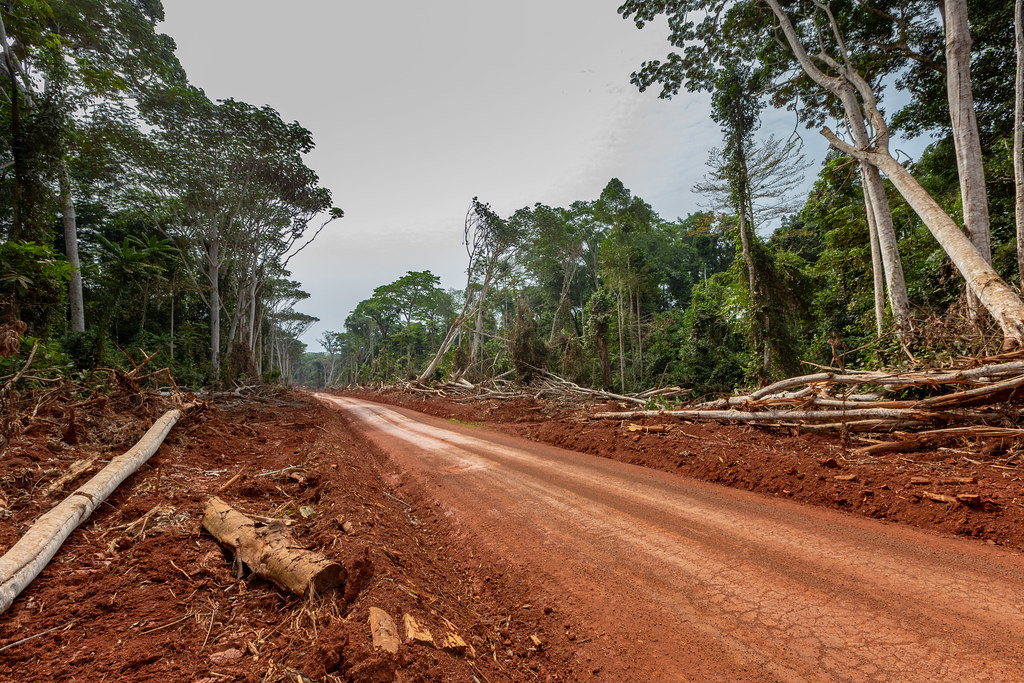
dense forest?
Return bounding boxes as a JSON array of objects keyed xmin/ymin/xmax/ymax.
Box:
[
  {"xmin": 0, "ymin": 1, "xmax": 339, "ymax": 387},
  {"xmin": 299, "ymin": 0, "xmax": 1024, "ymax": 396},
  {"xmin": 2, "ymin": 1, "xmax": 1023, "ymax": 399}
]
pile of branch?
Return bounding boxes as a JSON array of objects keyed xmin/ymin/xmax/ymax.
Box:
[
  {"xmin": 591, "ymin": 358, "xmax": 1024, "ymax": 451},
  {"xmin": 394, "ymin": 370, "xmax": 691, "ymax": 407},
  {"xmin": 0, "ymin": 345, "xmax": 194, "ymax": 461},
  {"xmin": 530, "ymin": 372, "xmax": 689, "ymax": 406}
]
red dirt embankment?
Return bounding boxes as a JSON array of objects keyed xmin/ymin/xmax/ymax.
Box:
[
  {"xmin": 358, "ymin": 388, "xmax": 1024, "ymax": 552},
  {"xmin": 0, "ymin": 395, "xmax": 579, "ymax": 682}
]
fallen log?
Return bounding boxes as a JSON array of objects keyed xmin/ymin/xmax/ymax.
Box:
[
  {"xmin": 853, "ymin": 439, "xmax": 931, "ymax": 457},
  {"xmin": 794, "ymin": 420, "xmax": 913, "ymax": 434},
  {"xmin": 201, "ymin": 497, "xmax": 344, "ymax": 597},
  {"xmin": 748, "ymin": 362, "xmax": 1024, "ymax": 400},
  {"xmin": 590, "ymin": 407, "xmax": 949, "ymax": 422},
  {"xmin": 852, "ymin": 426, "xmax": 1024, "ymax": 455},
  {"xmin": 0, "ymin": 407, "xmax": 186, "ymax": 614}
]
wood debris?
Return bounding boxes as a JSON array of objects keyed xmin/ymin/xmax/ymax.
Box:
[
  {"xmin": 440, "ymin": 629, "xmax": 469, "ymax": 655},
  {"xmin": 403, "ymin": 613, "xmax": 434, "ymax": 646},
  {"xmin": 921, "ymin": 491, "xmax": 958, "ymax": 504},
  {"xmin": 201, "ymin": 497, "xmax": 345, "ymax": 597},
  {"xmin": 368, "ymin": 607, "xmax": 400, "ymax": 653},
  {"xmin": 587, "ymin": 355, "xmax": 1024, "ymax": 456}
]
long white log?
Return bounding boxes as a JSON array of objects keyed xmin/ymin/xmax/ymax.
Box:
[
  {"xmin": 0, "ymin": 408, "xmax": 184, "ymax": 614},
  {"xmin": 590, "ymin": 408, "xmax": 943, "ymax": 422}
]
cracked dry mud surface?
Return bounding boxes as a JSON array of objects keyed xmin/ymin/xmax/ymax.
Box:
[{"xmin": 320, "ymin": 394, "xmax": 1024, "ymax": 682}]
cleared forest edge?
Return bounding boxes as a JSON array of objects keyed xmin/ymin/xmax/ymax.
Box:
[
  {"xmin": 0, "ymin": 394, "xmax": 580, "ymax": 682},
  {"xmin": 352, "ymin": 388, "xmax": 1024, "ymax": 552}
]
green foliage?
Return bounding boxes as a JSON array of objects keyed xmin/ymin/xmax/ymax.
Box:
[
  {"xmin": 0, "ymin": 241, "xmax": 72, "ymax": 294},
  {"xmin": 0, "ymin": 1, "xmax": 332, "ymax": 388},
  {"xmin": 508, "ymin": 300, "xmax": 549, "ymax": 384},
  {"xmin": 676, "ymin": 275, "xmax": 746, "ymax": 396}
]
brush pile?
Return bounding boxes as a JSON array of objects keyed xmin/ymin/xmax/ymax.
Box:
[
  {"xmin": 373, "ymin": 370, "xmax": 691, "ymax": 407},
  {"xmin": 590, "ymin": 352, "xmax": 1024, "ymax": 456}
]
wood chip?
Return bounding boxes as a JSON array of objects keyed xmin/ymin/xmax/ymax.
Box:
[
  {"xmin": 368, "ymin": 607, "xmax": 400, "ymax": 654},
  {"xmin": 922, "ymin": 491, "xmax": 957, "ymax": 504},
  {"xmin": 833, "ymin": 474, "xmax": 858, "ymax": 481},
  {"xmin": 440, "ymin": 629, "xmax": 469, "ymax": 656},
  {"xmin": 626, "ymin": 424, "xmax": 671, "ymax": 433},
  {"xmin": 530, "ymin": 634, "xmax": 543, "ymax": 648},
  {"xmin": 402, "ymin": 613, "xmax": 434, "ymax": 646},
  {"xmin": 940, "ymin": 477, "xmax": 978, "ymax": 485},
  {"xmin": 956, "ymin": 493, "xmax": 982, "ymax": 506},
  {"xmin": 909, "ymin": 477, "xmax": 933, "ymax": 486}
]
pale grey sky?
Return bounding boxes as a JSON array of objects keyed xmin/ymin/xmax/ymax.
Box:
[{"xmin": 158, "ymin": 1, "xmax": 898, "ymax": 351}]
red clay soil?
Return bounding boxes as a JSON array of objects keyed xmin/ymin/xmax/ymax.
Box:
[
  {"xmin": 4, "ymin": 384, "xmax": 1024, "ymax": 682},
  {"xmin": 0, "ymin": 392, "xmax": 581, "ymax": 682},
  {"xmin": 357, "ymin": 387, "xmax": 1024, "ymax": 553}
]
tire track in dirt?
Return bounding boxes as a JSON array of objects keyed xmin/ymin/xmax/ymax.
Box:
[{"xmin": 318, "ymin": 394, "xmax": 1024, "ymax": 682}]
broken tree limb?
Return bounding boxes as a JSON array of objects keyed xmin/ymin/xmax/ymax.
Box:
[
  {"xmin": 42, "ymin": 453, "xmax": 103, "ymax": 498},
  {"xmin": 0, "ymin": 407, "xmax": 186, "ymax": 614},
  {"xmin": 201, "ymin": 497, "xmax": 344, "ymax": 597},
  {"xmin": 541, "ymin": 371, "xmax": 647, "ymax": 405}
]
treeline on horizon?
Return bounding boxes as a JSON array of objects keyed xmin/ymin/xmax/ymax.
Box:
[
  {"xmin": 302, "ymin": 149, "xmax": 1012, "ymax": 396},
  {"xmin": 0, "ymin": 1, "xmax": 339, "ymax": 387}
]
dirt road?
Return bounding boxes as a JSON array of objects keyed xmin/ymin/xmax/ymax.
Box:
[{"xmin": 319, "ymin": 395, "xmax": 1024, "ymax": 681}]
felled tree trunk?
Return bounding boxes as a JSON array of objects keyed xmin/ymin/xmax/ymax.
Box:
[
  {"xmin": 201, "ymin": 497, "xmax": 344, "ymax": 597},
  {"xmin": 0, "ymin": 408, "xmax": 185, "ymax": 614}
]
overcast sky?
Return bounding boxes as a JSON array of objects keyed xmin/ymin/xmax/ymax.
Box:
[{"xmin": 159, "ymin": 1, "xmax": 855, "ymax": 351}]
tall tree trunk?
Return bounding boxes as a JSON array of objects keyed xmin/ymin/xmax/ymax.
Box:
[
  {"xmin": 207, "ymin": 228, "xmax": 221, "ymax": 379},
  {"xmin": 8, "ymin": 57, "xmax": 23, "ymax": 243},
  {"xmin": 943, "ymin": 0, "xmax": 992, "ymax": 263},
  {"xmin": 59, "ymin": 165, "xmax": 84, "ymax": 333},
  {"xmin": 944, "ymin": 0, "xmax": 993, "ymax": 320},
  {"xmin": 226, "ymin": 279, "xmax": 243, "ymax": 351},
  {"xmin": 737, "ymin": 190, "xmax": 770, "ymax": 373},
  {"xmin": 627, "ymin": 285, "xmax": 636, "ymax": 387},
  {"xmin": 635, "ymin": 291, "xmax": 643, "ymax": 385},
  {"xmin": 1015, "ymin": 0, "xmax": 1024, "ymax": 284},
  {"xmin": 595, "ymin": 322, "xmax": 613, "ymax": 390},
  {"xmin": 170, "ymin": 293, "xmax": 175, "ymax": 360},
  {"xmin": 862, "ymin": 174, "xmax": 887, "ymax": 335},
  {"xmin": 616, "ymin": 287, "xmax": 626, "ymax": 391},
  {"xmin": 861, "ymin": 162, "xmax": 912, "ymax": 337},
  {"xmin": 246, "ymin": 280, "xmax": 257, "ymax": 348},
  {"xmin": 469, "ymin": 271, "xmax": 492, "ymax": 367},
  {"xmin": 548, "ymin": 257, "xmax": 578, "ymax": 345}
]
